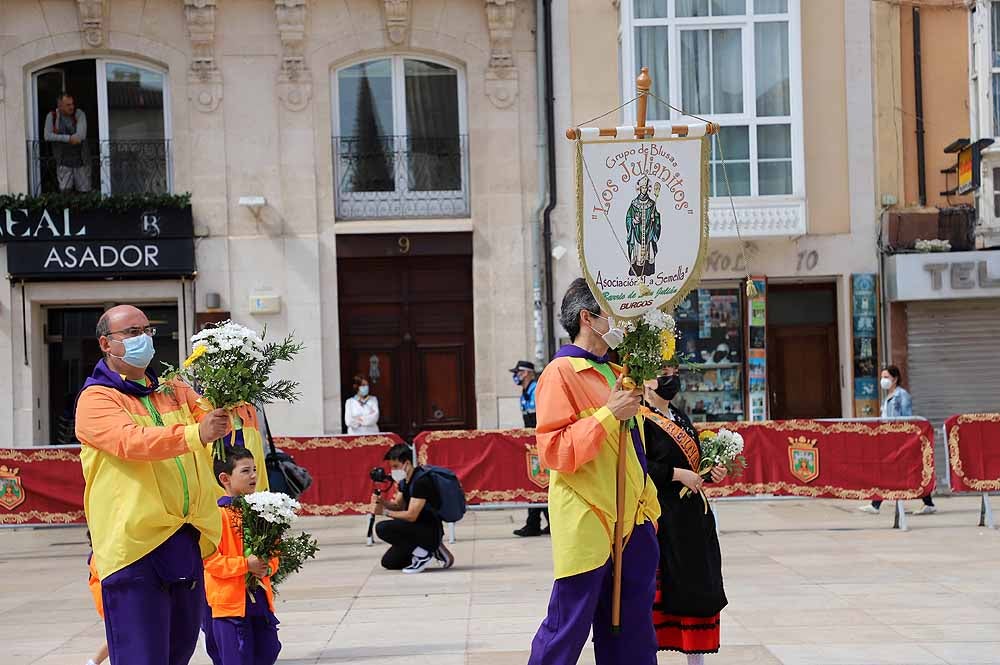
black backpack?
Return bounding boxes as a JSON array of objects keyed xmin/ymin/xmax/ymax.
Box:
[
  {"xmin": 405, "ymin": 465, "xmax": 467, "ymax": 523},
  {"xmin": 258, "ymin": 405, "xmax": 313, "ymax": 499}
]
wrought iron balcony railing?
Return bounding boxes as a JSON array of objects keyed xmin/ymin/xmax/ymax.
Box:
[
  {"xmin": 333, "ymin": 135, "xmax": 470, "ymax": 220},
  {"xmin": 27, "ymin": 139, "xmax": 171, "ymax": 196}
]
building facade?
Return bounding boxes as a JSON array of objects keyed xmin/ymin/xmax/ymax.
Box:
[
  {"xmin": 0, "ymin": 0, "xmax": 542, "ymax": 444},
  {"xmin": 875, "ymin": 0, "xmax": 1000, "ymax": 482},
  {"xmin": 553, "ymin": 0, "xmax": 879, "ymax": 423}
]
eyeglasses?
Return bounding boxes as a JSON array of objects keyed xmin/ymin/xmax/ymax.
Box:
[{"xmin": 107, "ymin": 326, "xmax": 157, "ymax": 338}]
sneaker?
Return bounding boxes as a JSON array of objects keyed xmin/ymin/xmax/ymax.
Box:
[
  {"xmin": 434, "ymin": 544, "xmax": 455, "ymax": 569},
  {"xmin": 858, "ymin": 504, "xmax": 880, "ymax": 514},
  {"xmin": 911, "ymin": 505, "xmax": 938, "ymax": 515},
  {"xmin": 514, "ymin": 525, "xmax": 543, "ymax": 537},
  {"xmin": 541, "ymin": 525, "xmax": 550, "ymax": 535},
  {"xmin": 402, "ymin": 551, "xmax": 434, "ymax": 574}
]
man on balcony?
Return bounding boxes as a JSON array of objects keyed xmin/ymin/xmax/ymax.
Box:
[{"xmin": 43, "ymin": 92, "xmax": 91, "ymax": 193}]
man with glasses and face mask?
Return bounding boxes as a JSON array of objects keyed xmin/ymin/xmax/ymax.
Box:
[
  {"xmin": 527, "ymin": 278, "xmax": 661, "ymax": 665},
  {"xmin": 75, "ymin": 304, "xmax": 233, "ymax": 665}
]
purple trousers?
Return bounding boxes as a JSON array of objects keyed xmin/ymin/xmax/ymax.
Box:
[
  {"xmin": 211, "ymin": 615, "xmax": 281, "ymax": 665},
  {"xmin": 528, "ymin": 521, "xmax": 659, "ymax": 665},
  {"xmin": 101, "ymin": 526, "xmax": 205, "ymax": 665},
  {"xmin": 203, "ymin": 594, "xmax": 222, "ymax": 665}
]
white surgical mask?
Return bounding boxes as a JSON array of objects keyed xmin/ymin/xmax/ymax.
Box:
[
  {"xmin": 590, "ymin": 314, "xmax": 625, "ymax": 350},
  {"xmin": 390, "ymin": 469, "xmax": 407, "ymax": 483},
  {"xmin": 880, "ymin": 377, "xmax": 893, "ymax": 391}
]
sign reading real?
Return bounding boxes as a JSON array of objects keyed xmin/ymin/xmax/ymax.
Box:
[{"xmin": 0, "ymin": 206, "xmax": 194, "ymax": 279}]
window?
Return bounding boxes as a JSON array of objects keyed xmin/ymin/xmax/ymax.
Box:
[
  {"xmin": 333, "ymin": 56, "xmax": 469, "ymax": 220},
  {"xmin": 621, "ymin": 0, "xmax": 800, "ymax": 199},
  {"xmin": 29, "ymin": 59, "xmax": 171, "ymax": 195}
]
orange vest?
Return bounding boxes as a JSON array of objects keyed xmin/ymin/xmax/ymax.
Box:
[{"xmin": 204, "ymin": 504, "xmax": 279, "ymax": 618}]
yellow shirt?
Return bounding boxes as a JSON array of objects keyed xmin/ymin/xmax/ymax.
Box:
[
  {"xmin": 76, "ymin": 379, "xmax": 222, "ymax": 579},
  {"xmin": 536, "ymin": 356, "xmax": 660, "ymax": 579}
]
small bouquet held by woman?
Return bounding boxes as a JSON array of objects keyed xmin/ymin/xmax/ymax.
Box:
[
  {"xmin": 236, "ymin": 491, "xmax": 319, "ymax": 595},
  {"xmin": 680, "ymin": 428, "xmax": 748, "ymax": 512},
  {"xmin": 162, "ymin": 320, "xmax": 303, "ymax": 459}
]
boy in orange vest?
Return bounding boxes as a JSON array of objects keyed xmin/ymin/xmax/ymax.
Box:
[{"xmin": 204, "ymin": 447, "xmax": 281, "ymax": 665}]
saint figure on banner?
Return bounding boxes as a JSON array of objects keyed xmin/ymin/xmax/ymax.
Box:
[{"xmin": 625, "ymin": 176, "xmax": 661, "ymax": 277}]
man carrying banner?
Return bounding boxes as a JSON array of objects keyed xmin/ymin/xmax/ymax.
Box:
[{"xmin": 527, "ymin": 278, "xmax": 661, "ymax": 665}]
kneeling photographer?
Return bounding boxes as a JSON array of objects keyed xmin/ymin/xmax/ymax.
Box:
[{"xmin": 373, "ymin": 444, "xmax": 458, "ymax": 574}]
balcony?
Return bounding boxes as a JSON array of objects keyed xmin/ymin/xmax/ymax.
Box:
[
  {"xmin": 27, "ymin": 139, "xmax": 171, "ymax": 196},
  {"xmin": 333, "ymin": 135, "xmax": 470, "ymax": 220}
]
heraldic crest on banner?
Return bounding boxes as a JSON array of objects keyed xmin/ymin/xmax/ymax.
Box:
[
  {"xmin": 788, "ymin": 436, "xmax": 820, "ymax": 483},
  {"xmin": 525, "ymin": 444, "xmax": 549, "ymax": 488},
  {"xmin": 0, "ymin": 465, "xmax": 26, "ymax": 511},
  {"xmin": 575, "ymin": 111, "xmax": 711, "ymax": 320}
]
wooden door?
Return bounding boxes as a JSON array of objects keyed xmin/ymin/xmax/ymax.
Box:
[
  {"xmin": 337, "ymin": 234, "xmax": 475, "ymax": 439},
  {"xmin": 767, "ymin": 324, "xmax": 840, "ymax": 419}
]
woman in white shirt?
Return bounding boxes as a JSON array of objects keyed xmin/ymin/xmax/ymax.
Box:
[{"xmin": 345, "ymin": 375, "xmax": 380, "ymax": 435}]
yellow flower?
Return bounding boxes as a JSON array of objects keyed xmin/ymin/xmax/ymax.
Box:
[
  {"xmin": 660, "ymin": 330, "xmax": 676, "ymax": 361},
  {"xmin": 183, "ymin": 344, "xmax": 207, "ymax": 368},
  {"xmin": 699, "ymin": 430, "xmax": 715, "ymax": 442}
]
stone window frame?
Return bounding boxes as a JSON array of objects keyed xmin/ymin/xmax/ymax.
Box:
[
  {"xmin": 330, "ymin": 53, "xmax": 470, "ymax": 221},
  {"xmin": 26, "ymin": 56, "xmax": 175, "ymax": 196}
]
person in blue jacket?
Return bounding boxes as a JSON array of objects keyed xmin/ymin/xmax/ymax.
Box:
[{"xmin": 511, "ymin": 360, "xmax": 550, "ymax": 537}]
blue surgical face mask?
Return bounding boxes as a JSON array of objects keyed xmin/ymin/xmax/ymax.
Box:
[
  {"xmin": 513, "ymin": 374, "xmax": 523, "ymax": 386},
  {"xmin": 111, "ymin": 334, "xmax": 155, "ymax": 369},
  {"xmin": 359, "ymin": 385, "xmax": 370, "ymax": 397}
]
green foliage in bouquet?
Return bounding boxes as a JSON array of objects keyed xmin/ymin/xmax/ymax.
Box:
[
  {"xmin": 159, "ymin": 321, "xmax": 303, "ymax": 459},
  {"xmin": 617, "ymin": 309, "xmax": 678, "ymax": 383},
  {"xmin": 270, "ymin": 531, "xmax": 320, "ymax": 591}
]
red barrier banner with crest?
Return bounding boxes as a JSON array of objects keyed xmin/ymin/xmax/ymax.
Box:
[
  {"xmin": 0, "ymin": 447, "xmax": 86, "ymax": 525},
  {"xmin": 695, "ymin": 419, "xmax": 935, "ymax": 500},
  {"xmin": 945, "ymin": 414, "xmax": 1000, "ymax": 493},
  {"xmin": 274, "ymin": 434, "xmax": 406, "ymax": 515},
  {"xmin": 415, "ymin": 429, "xmax": 547, "ymax": 504}
]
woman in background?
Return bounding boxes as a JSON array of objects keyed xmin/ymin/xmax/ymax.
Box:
[
  {"xmin": 345, "ymin": 375, "xmax": 380, "ymax": 435},
  {"xmin": 859, "ymin": 365, "xmax": 936, "ymax": 515}
]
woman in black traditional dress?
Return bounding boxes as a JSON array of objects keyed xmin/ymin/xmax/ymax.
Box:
[{"xmin": 642, "ymin": 367, "xmax": 728, "ymax": 663}]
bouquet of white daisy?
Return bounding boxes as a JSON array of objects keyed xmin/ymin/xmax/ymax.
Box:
[
  {"xmin": 234, "ymin": 491, "xmax": 318, "ymax": 594},
  {"xmin": 680, "ymin": 428, "xmax": 748, "ymax": 512},
  {"xmin": 161, "ymin": 320, "xmax": 303, "ymax": 459}
]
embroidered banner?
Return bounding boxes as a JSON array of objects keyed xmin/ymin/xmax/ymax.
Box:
[
  {"xmin": 576, "ymin": 134, "xmax": 709, "ymax": 318},
  {"xmin": 695, "ymin": 419, "xmax": 935, "ymax": 500},
  {"xmin": 945, "ymin": 414, "xmax": 1000, "ymax": 492},
  {"xmin": 0, "ymin": 434, "xmax": 407, "ymax": 525},
  {"xmin": 0, "ymin": 447, "xmax": 86, "ymax": 525},
  {"xmin": 415, "ymin": 429, "xmax": 547, "ymax": 504},
  {"xmin": 274, "ymin": 434, "xmax": 406, "ymax": 516}
]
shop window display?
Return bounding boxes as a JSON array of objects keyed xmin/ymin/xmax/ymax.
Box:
[{"xmin": 673, "ymin": 287, "xmax": 745, "ymax": 422}]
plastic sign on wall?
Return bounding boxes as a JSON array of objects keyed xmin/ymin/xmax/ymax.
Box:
[{"xmin": 576, "ymin": 135, "xmax": 709, "ymax": 319}]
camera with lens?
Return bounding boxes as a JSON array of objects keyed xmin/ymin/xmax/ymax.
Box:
[{"xmin": 369, "ymin": 466, "xmax": 389, "ymax": 483}]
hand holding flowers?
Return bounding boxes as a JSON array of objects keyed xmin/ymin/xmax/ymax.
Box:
[
  {"xmin": 235, "ymin": 491, "xmax": 319, "ymax": 596},
  {"xmin": 680, "ymin": 428, "xmax": 748, "ymax": 513},
  {"xmin": 161, "ymin": 321, "xmax": 303, "ymax": 459}
]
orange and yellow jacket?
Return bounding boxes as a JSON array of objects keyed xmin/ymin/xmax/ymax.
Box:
[
  {"xmin": 535, "ymin": 355, "xmax": 660, "ymax": 579},
  {"xmin": 77, "ymin": 376, "xmax": 223, "ymax": 580},
  {"xmin": 204, "ymin": 501, "xmax": 280, "ymax": 618}
]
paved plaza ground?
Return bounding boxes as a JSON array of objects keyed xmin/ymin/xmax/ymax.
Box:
[{"xmin": 4, "ymin": 495, "xmax": 1000, "ymax": 665}]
